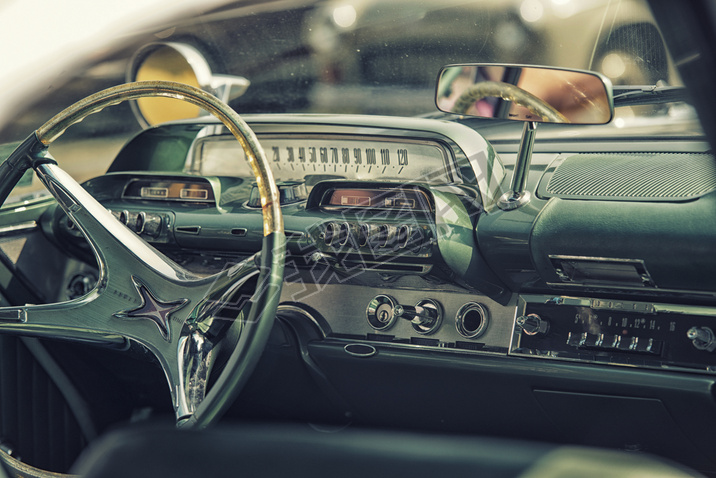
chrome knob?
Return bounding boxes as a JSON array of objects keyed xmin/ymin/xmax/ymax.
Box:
[
  {"xmin": 687, "ymin": 326, "xmax": 716, "ymax": 352},
  {"xmin": 324, "ymin": 222, "xmax": 339, "ymax": 246},
  {"xmin": 516, "ymin": 313, "xmax": 549, "ymax": 336},
  {"xmin": 141, "ymin": 212, "xmax": 163, "ymax": 237},
  {"xmin": 394, "ymin": 299, "xmax": 442, "ymax": 335}
]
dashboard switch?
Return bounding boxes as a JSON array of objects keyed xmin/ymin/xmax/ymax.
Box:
[{"xmin": 516, "ymin": 314, "xmax": 549, "ymax": 336}]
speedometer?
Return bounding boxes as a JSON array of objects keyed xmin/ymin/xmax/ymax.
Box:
[{"xmin": 194, "ymin": 134, "xmax": 455, "ymax": 184}]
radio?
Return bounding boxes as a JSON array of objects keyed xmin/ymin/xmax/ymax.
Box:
[{"xmin": 510, "ymin": 295, "xmax": 716, "ymax": 374}]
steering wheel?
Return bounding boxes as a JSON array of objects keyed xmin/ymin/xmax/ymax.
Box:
[
  {"xmin": 453, "ymin": 80, "xmax": 569, "ymax": 123},
  {"xmin": 0, "ymin": 81, "xmax": 285, "ymax": 429}
]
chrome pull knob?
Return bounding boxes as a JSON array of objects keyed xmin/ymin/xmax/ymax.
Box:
[
  {"xmin": 687, "ymin": 326, "xmax": 716, "ymax": 352},
  {"xmin": 395, "ymin": 303, "xmax": 437, "ymax": 328},
  {"xmin": 516, "ymin": 313, "xmax": 549, "ymax": 336},
  {"xmin": 396, "ymin": 299, "xmax": 442, "ymax": 335}
]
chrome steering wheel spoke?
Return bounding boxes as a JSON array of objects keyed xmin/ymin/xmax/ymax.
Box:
[
  {"xmin": 0, "ymin": 158, "xmax": 263, "ymax": 417},
  {"xmin": 0, "ymin": 81, "xmax": 284, "ymax": 427}
]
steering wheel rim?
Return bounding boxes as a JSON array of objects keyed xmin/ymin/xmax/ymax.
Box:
[
  {"xmin": 453, "ymin": 80, "xmax": 569, "ymax": 123},
  {"xmin": 0, "ymin": 81, "xmax": 285, "ymax": 428}
]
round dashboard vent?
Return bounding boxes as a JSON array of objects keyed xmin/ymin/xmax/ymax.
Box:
[{"xmin": 455, "ymin": 302, "xmax": 489, "ymax": 339}]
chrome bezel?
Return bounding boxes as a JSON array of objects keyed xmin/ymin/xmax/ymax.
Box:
[
  {"xmin": 366, "ymin": 294, "xmax": 398, "ymax": 331},
  {"xmin": 412, "ymin": 299, "xmax": 443, "ymax": 335},
  {"xmin": 455, "ymin": 302, "xmax": 489, "ymax": 339}
]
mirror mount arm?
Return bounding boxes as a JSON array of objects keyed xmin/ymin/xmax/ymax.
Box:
[
  {"xmin": 497, "ymin": 121, "xmax": 537, "ymax": 211},
  {"xmin": 211, "ymin": 75, "xmax": 250, "ymax": 104}
]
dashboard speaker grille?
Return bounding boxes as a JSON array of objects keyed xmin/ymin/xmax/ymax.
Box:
[
  {"xmin": 0, "ymin": 336, "xmax": 86, "ymax": 472},
  {"xmin": 540, "ymin": 153, "xmax": 716, "ymax": 200}
]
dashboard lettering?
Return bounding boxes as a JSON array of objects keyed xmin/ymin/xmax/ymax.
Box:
[
  {"xmin": 380, "ymin": 148, "xmax": 390, "ymax": 165},
  {"xmin": 199, "ymin": 136, "xmax": 450, "ymax": 183},
  {"xmin": 366, "ymin": 148, "xmax": 376, "ymax": 165},
  {"xmin": 398, "ymin": 148, "xmax": 409, "ymax": 166}
]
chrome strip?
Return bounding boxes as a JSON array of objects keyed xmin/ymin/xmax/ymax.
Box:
[
  {"xmin": 520, "ymin": 294, "xmax": 716, "ymax": 316},
  {"xmin": 277, "ymin": 304, "xmax": 328, "ymax": 338},
  {"xmin": 0, "ymin": 221, "xmax": 37, "ymax": 235}
]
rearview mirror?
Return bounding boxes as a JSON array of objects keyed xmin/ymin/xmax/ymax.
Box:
[{"xmin": 436, "ymin": 64, "xmax": 613, "ymax": 124}]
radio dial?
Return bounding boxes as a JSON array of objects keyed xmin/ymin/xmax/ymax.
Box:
[
  {"xmin": 687, "ymin": 326, "xmax": 716, "ymax": 352},
  {"xmin": 516, "ymin": 314, "xmax": 549, "ymax": 336}
]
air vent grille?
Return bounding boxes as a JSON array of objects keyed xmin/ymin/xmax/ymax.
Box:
[{"xmin": 541, "ymin": 153, "xmax": 716, "ymax": 200}]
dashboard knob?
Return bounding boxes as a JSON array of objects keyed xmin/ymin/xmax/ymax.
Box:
[
  {"xmin": 687, "ymin": 326, "xmax": 716, "ymax": 352},
  {"xmin": 394, "ymin": 299, "xmax": 442, "ymax": 335},
  {"xmin": 324, "ymin": 222, "xmax": 340, "ymax": 246},
  {"xmin": 516, "ymin": 314, "xmax": 549, "ymax": 336},
  {"xmin": 141, "ymin": 212, "xmax": 163, "ymax": 237}
]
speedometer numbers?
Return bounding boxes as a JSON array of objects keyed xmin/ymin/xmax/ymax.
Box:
[
  {"xmin": 267, "ymin": 138, "xmax": 447, "ymax": 182},
  {"xmin": 198, "ymin": 135, "xmax": 454, "ymax": 184}
]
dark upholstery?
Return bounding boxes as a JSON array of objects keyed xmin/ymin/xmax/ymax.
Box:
[{"xmin": 72, "ymin": 424, "xmax": 702, "ymax": 478}]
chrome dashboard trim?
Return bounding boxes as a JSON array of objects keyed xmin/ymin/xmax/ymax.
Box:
[
  {"xmin": 545, "ymin": 283, "xmax": 716, "ymax": 299},
  {"xmin": 276, "ymin": 304, "xmax": 328, "ymax": 338},
  {"xmin": 0, "ymin": 221, "xmax": 38, "ymax": 235},
  {"xmin": 184, "ymin": 115, "xmax": 507, "ymax": 210},
  {"xmin": 325, "ymin": 336, "xmax": 509, "ymax": 359}
]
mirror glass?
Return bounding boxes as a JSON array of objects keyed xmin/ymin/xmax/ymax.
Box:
[
  {"xmin": 436, "ymin": 64, "xmax": 613, "ymax": 124},
  {"xmin": 131, "ymin": 44, "xmax": 205, "ymax": 126}
]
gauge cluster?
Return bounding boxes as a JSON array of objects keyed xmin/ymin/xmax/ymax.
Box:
[
  {"xmin": 320, "ymin": 186, "xmax": 433, "ymax": 211},
  {"xmin": 62, "ymin": 117, "xmax": 506, "ymax": 307},
  {"xmin": 122, "ymin": 177, "xmax": 216, "ymax": 203},
  {"xmin": 195, "ymin": 134, "xmax": 456, "ymax": 184}
]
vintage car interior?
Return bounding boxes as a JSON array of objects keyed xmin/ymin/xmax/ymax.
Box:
[{"xmin": 0, "ymin": 0, "xmax": 715, "ymax": 477}]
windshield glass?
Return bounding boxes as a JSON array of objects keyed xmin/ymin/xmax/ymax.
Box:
[
  {"xmin": 200, "ymin": 0, "xmax": 685, "ymax": 117},
  {"xmin": 0, "ymin": 0, "xmax": 698, "ymax": 204}
]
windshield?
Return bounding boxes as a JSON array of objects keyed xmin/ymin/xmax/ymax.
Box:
[{"xmin": 0, "ymin": 0, "xmax": 698, "ymax": 204}]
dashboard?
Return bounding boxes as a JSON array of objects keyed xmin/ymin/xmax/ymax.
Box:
[
  {"xmin": 47, "ymin": 114, "xmax": 716, "ymax": 370},
  {"xmin": 36, "ymin": 114, "xmax": 716, "ymax": 472}
]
